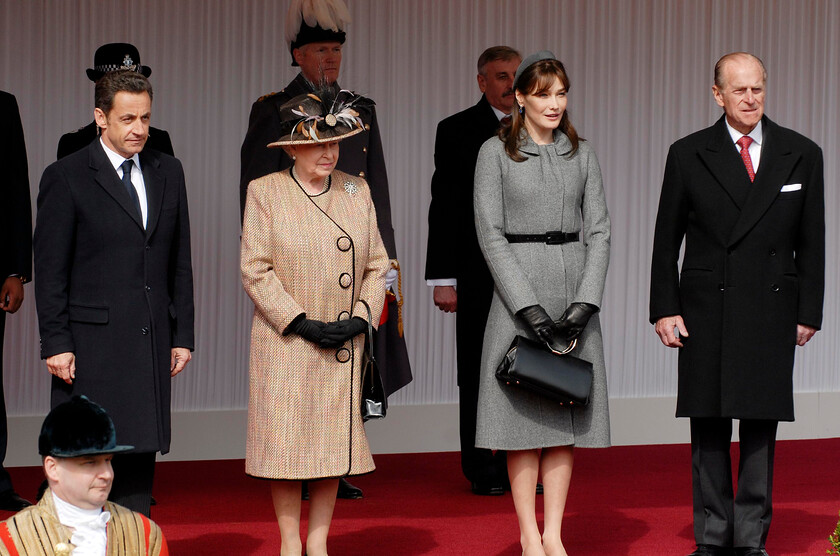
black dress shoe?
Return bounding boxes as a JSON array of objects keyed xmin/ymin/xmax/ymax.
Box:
[
  {"xmin": 535, "ymin": 482, "xmax": 543, "ymax": 495},
  {"xmin": 336, "ymin": 478, "xmax": 363, "ymax": 499},
  {"xmin": 688, "ymin": 545, "xmax": 733, "ymax": 556},
  {"xmin": 0, "ymin": 490, "xmax": 32, "ymax": 512},
  {"xmin": 470, "ymin": 481, "xmax": 505, "ymax": 496},
  {"xmin": 735, "ymin": 549, "xmax": 768, "ymax": 556}
]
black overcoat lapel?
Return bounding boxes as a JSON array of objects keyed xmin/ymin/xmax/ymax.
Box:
[
  {"xmin": 90, "ymin": 141, "xmax": 145, "ymax": 230},
  {"xmin": 141, "ymin": 149, "xmax": 165, "ymax": 237},
  {"xmin": 727, "ymin": 118, "xmax": 800, "ymax": 246},
  {"xmin": 696, "ymin": 117, "xmax": 753, "ymax": 209}
]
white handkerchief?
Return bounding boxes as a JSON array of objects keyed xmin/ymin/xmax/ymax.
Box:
[{"xmin": 780, "ymin": 183, "xmax": 802, "ymax": 192}]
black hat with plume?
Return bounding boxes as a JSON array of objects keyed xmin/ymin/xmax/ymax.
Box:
[{"xmin": 286, "ymin": 0, "xmax": 351, "ymax": 66}]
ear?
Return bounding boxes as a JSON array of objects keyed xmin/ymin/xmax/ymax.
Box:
[
  {"xmin": 43, "ymin": 456, "xmax": 60, "ymax": 483},
  {"xmin": 514, "ymin": 90, "xmax": 525, "ymax": 109},
  {"xmin": 94, "ymin": 107, "xmax": 108, "ymax": 130},
  {"xmin": 292, "ymin": 47, "xmax": 304, "ymax": 67},
  {"xmin": 477, "ymin": 73, "xmax": 487, "ymax": 93},
  {"xmin": 712, "ymin": 85, "xmax": 725, "ymax": 108}
]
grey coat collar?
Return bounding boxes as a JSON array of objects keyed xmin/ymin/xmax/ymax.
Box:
[{"xmin": 518, "ymin": 129, "xmax": 573, "ymax": 157}]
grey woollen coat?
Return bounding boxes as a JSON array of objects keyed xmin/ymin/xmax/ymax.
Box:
[
  {"xmin": 474, "ymin": 132, "xmax": 611, "ymax": 450},
  {"xmin": 650, "ymin": 116, "xmax": 825, "ymax": 421}
]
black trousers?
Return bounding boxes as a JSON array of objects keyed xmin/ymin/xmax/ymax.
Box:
[
  {"xmin": 0, "ymin": 312, "xmax": 12, "ymax": 493},
  {"xmin": 690, "ymin": 418, "xmax": 778, "ymax": 549},
  {"xmin": 455, "ymin": 282, "xmax": 506, "ymax": 486},
  {"xmin": 109, "ymin": 451, "xmax": 156, "ymax": 517}
]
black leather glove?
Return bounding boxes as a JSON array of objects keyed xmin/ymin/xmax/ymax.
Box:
[
  {"xmin": 555, "ymin": 302, "xmax": 599, "ymax": 340},
  {"xmin": 516, "ymin": 305, "xmax": 568, "ymax": 353},
  {"xmin": 289, "ymin": 316, "xmax": 328, "ymax": 345},
  {"xmin": 320, "ymin": 317, "xmax": 368, "ymax": 347}
]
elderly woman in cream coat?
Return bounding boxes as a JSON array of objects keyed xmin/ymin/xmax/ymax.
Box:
[
  {"xmin": 241, "ymin": 89, "xmax": 388, "ymax": 556},
  {"xmin": 474, "ymin": 52, "xmax": 611, "ymax": 556}
]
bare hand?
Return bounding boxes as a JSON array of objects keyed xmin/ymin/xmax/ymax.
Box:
[
  {"xmin": 170, "ymin": 347, "xmax": 192, "ymax": 377},
  {"xmin": 433, "ymin": 286, "xmax": 457, "ymax": 313},
  {"xmin": 655, "ymin": 315, "xmax": 689, "ymax": 348},
  {"xmin": 796, "ymin": 324, "xmax": 817, "ymax": 346},
  {"xmin": 0, "ymin": 277, "xmax": 24, "ymax": 313},
  {"xmin": 46, "ymin": 352, "xmax": 76, "ymax": 384}
]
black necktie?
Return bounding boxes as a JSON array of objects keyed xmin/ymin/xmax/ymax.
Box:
[{"xmin": 120, "ymin": 159, "xmax": 142, "ymax": 220}]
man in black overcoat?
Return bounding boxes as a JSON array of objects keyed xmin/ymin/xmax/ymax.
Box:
[
  {"xmin": 57, "ymin": 43, "xmax": 174, "ymax": 160},
  {"xmin": 239, "ymin": 0, "xmax": 411, "ymax": 500},
  {"xmin": 650, "ymin": 52, "xmax": 825, "ymax": 556},
  {"xmin": 34, "ymin": 71, "xmax": 195, "ymax": 517},
  {"xmin": 425, "ymin": 46, "xmax": 521, "ymax": 495},
  {"xmin": 0, "ymin": 91, "xmax": 33, "ymax": 511}
]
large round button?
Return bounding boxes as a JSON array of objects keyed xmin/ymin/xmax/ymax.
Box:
[
  {"xmin": 335, "ymin": 348, "xmax": 351, "ymax": 363},
  {"xmin": 339, "ymin": 273, "xmax": 352, "ymax": 289},
  {"xmin": 336, "ymin": 236, "xmax": 352, "ymax": 252},
  {"xmin": 337, "ymin": 311, "xmax": 351, "ymax": 321}
]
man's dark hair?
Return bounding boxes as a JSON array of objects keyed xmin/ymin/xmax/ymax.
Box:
[
  {"xmin": 94, "ymin": 69, "xmax": 153, "ymax": 114},
  {"xmin": 477, "ymin": 46, "xmax": 521, "ymax": 76}
]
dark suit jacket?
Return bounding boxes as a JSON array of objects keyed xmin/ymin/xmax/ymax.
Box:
[
  {"xmin": 650, "ymin": 115, "xmax": 824, "ymax": 421},
  {"xmin": 425, "ymin": 95, "xmax": 500, "ymax": 384},
  {"xmin": 0, "ymin": 92, "xmax": 31, "ymax": 282},
  {"xmin": 34, "ymin": 140, "xmax": 195, "ymax": 453},
  {"xmin": 240, "ymin": 73, "xmax": 411, "ymax": 395},
  {"xmin": 57, "ymin": 121, "xmax": 174, "ymax": 160}
]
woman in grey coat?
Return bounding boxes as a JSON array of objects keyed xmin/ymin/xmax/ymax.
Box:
[{"xmin": 474, "ymin": 51, "xmax": 610, "ymax": 556}]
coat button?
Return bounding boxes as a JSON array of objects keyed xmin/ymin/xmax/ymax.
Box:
[
  {"xmin": 359, "ymin": 171, "xmax": 365, "ymax": 178},
  {"xmin": 337, "ymin": 311, "xmax": 350, "ymax": 321},
  {"xmin": 145, "ymin": 285, "xmax": 151, "ymax": 291},
  {"xmin": 769, "ymin": 249, "xmax": 776, "ymax": 256},
  {"xmin": 339, "ymin": 273, "xmax": 352, "ymax": 288},
  {"xmin": 335, "ymin": 348, "xmax": 351, "ymax": 363},
  {"xmin": 718, "ymin": 283, "xmax": 725, "ymax": 291},
  {"xmin": 336, "ymin": 236, "xmax": 352, "ymax": 252},
  {"xmin": 141, "ymin": 327, "xmax": 149, "ymax": 335},
  {"xmin": 770, "ymin": 283, "xmax": 780, "ymax": 292}
]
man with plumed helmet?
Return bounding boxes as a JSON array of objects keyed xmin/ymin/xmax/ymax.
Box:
[
  {"xmin": 239, "ymin": 0, "xmax": 412, "ymax": 500},
  {"xmin": 0, "ymin": 396, "xmax": 169, "ymax": 555},
  {"xmin": 56, "ymin": 43, "xmax": 174, "ymax": 160}
]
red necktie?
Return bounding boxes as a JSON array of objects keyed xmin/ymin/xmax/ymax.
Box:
[{"xmin": 736, "ymin": 135, "xmax": 755, "ymax": 182}]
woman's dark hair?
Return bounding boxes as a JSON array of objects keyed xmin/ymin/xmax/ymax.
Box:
[{"xmin": 500, "ymin": 58, "xmax": 580, "ymax": 162}]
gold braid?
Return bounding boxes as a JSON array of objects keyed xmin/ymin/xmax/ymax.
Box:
[{"xmin": 390, "ymin": 259, "xmax": 404, "ymax": 337}]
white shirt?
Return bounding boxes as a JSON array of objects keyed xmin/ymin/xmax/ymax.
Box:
[
  {"xmin": 99, "ymin": 138, "xmax": 148, "ymax": 228},
  {"xmin": 725, "ymin": 118, "xmax": 763, "ymax": 172},
  {"xmin": 52, "ymin": 492, "xmax": 110, "ymax": 556},
  {"xmin": 426, "ymin": 104, "xmax": 509, "ymax": 288}
]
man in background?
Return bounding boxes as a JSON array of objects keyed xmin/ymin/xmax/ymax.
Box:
[
  {"xmin": 425, "ymin": 46, "xmax": 521, "ymax": 496},
  {"xmin": 57, "ymin": 43, "xmax": 174, "ymax": 159},
  {"xmin": 240, "ymin": 0, "xmax": 412, "ymax": 500},
  {"xmin": 0, "ymin": 90, "xmax": 33, "ymax": 511}
]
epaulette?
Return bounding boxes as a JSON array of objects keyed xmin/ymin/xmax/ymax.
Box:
[{"xmin": 257, "ymin": 90, "xmax": 282, "ymax": 102}]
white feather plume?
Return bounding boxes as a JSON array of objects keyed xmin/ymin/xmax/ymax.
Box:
[{"xmin": 286, "ymin": 0, "xmax": 352, "ymax": 49}]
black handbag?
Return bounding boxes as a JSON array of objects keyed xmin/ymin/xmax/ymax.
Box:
[
  {"xmin": 495, "ymin": 335, "xmax": 593, "ymax": 406},
  {"xmin": 359, "ymin": 300, "xmax": 387, "ymax": 421}
]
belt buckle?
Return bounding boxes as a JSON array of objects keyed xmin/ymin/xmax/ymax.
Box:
[{"xmin": 545, "ymin": 231, "xmax": 563, "ymax": 245}]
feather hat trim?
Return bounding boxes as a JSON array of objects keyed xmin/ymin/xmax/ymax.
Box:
[
  {"xmin": 286, "ymin": 0, "xmax": 351, "ymax": 66},
  {"xmin": 268, "ymin": 87, "xmax": 370, "ymax": 147}
]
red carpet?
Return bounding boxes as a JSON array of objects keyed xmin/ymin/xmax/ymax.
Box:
[{"xmin": 3, "ymin": 439, "xmax": 839, "ymax": 554}]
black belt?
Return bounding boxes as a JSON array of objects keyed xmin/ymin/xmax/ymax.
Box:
[{"xmin": 505, "ymin": 231, "xmax": 579, "ymax": 245}]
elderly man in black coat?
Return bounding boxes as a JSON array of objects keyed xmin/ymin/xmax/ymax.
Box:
[
  {"xmin": 0, "ymin": 91, "xmax": 33, "ymax": 511},
  {"xmin": 34, "ymin": 70, "xmax": 194, "ymax": 517},
  {"xmin": 425, "ymin": 46, "xmax": 521, "ymax": 496},
  {"xmin": 650, "ymin": 52, "xmax": 824, "ymax": 556}
]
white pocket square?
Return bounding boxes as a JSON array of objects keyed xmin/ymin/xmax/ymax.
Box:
[{"xmin": 780, "ymin": 183, "xmax": 802, "ymax": 192}]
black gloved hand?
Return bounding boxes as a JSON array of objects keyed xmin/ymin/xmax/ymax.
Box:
[
  {"xmin": 555, "ymin": 302, "xmax": 599, "ymax": 340},
  {"xmin": 320, "ymin": 317, "xmax": 368, "ymax": 347},
  {"xmin": 289, "ymin": 316, "xmax": 328, "ymax": 345},
  {"xmin": 516, "ymin": 305, "xmax": 568, "ymax": 353}
]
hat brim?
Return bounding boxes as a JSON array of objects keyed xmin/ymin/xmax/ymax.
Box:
[
  {"xmin": 50, "ymin": 444, "xmax": 135, "ymax": 458},
  {"xmin": 267, "ymin": 125, "xmax": 364, "ymax": 148},
  {"xmin": 86, "ymin": 66, "xmax": 152, "ymax": 82}
]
